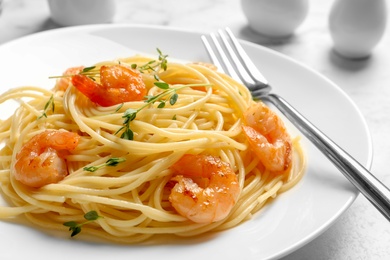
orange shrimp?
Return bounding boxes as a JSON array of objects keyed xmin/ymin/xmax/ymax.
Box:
[
  {"xmin": 169, "ymin": 154, "xmax": 240, "ymax": 224},
  {"xmin": 242, "ymin": 102, "xmax": 292, "ymax": 173},
  {"xmin": 71, "ymin": 64, "xmax": 146, "ymax": 107},
  {"xmin": 14, "ymin": 130, "xmax": 80, "ymax": 188},
  {"xmin": 54, "ymin": 66, "xmax": 84, "ymax": 92}
]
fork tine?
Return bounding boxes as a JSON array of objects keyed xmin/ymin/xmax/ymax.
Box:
[
  {"xmin": 202, "ymin": 28, "xmax": 271, "ymax": 98},
  {"xmin": 200, "ymin": 35, "xmax": 225, "ymax": 74},
  {"xmin": 201, "ymin": 34, "xmax": 242, "ymax": 83},
  {"xmin": 217, "ymin": 29, "xmax": 257, "ymax": 87},
  {"xmin": 224, "ymin": 28, "xmax": 269, "ymax": 86}
]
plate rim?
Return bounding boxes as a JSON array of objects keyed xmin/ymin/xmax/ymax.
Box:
[{"xmin": 0, "ymin": 23, "xmax": 374, "ymax": 260}]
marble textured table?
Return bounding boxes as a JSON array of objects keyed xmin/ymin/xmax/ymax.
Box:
[{"xmin": 1, "ymin": 0, "xmax": 390, "ymax": 259}]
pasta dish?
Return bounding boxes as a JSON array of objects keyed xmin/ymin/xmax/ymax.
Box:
[{"xmin": 0, "ymin": 50, "xmax": 305, "ymax": 243}]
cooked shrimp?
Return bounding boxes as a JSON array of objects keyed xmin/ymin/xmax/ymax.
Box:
[
  {"xmin": 242, "ymin": 102, "xmax": 292, "ymax": 173},
  {"xmin": 54, "ymin": 66, "xmax": 84, "ymax": 92},
  {"xmin": 71, "ymin": 64, "xmax": 146, "ymax": 107},
  {"xmin": 169, "ymin": 154, "xmax": 240, "ymax": 224},
  {"xmin": 14, "ymin": 130, "xmax": 80, "ymax": 188}
]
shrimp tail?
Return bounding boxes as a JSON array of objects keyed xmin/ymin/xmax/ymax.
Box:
[{"xmin": 71, "ymin": 74, "xmax": 103, "ymax": 105}]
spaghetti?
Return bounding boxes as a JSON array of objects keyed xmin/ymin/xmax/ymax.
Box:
[{"xmin": 0, "ymin": 52, "xmax": 306, "ymax": 243}]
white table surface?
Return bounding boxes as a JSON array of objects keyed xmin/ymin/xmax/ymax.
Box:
[{"xmin": 1, "ymin": 0, "xmax": 390, "ymax": 259}]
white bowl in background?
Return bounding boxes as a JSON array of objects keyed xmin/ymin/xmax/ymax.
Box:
[{"xmin": 47, "ymin": 0, "xmax": 116, "ymax": 26}]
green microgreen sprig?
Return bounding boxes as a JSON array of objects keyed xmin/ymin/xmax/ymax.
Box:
[
  {"xmin": 37, "ymin": 95, "xmax": 55, "ymax": 119},
  {"xmin": 83, "ymin": 157, "xmax": 126, "ymax": 172},
  {"xmin": 115, "ymin": 81, "xmax": 211, "ymax": 140},
  {"xmin": 131, "ymin": 48, "xmax": 168, "ymax": 73},
  {"xmin": 144, "ymin": 81, "xmax": 179, "ymax": 108},
  {"xmin": 79, "ymin": 66, "xmax": 99, "ymax": 81},
  {"xmin": 49, "ymin": 49, "xmax": 167, "ymax": 83},
  {"xmin": 48, "ymin": 66, "xmax": 99, "ymax": 81},
  {"xmin": 63, "ymin": 210, "xmax": 102, "ymax": 237}
]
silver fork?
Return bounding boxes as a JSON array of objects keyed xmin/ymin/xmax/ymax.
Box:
[{"xmin": 201, "ymin": 28, "xmax": 390, "ymax": 221}]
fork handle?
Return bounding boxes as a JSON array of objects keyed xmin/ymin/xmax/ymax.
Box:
[{"xmin": 262, "ymin": 93, "xmax": 390, "ymax": 221}]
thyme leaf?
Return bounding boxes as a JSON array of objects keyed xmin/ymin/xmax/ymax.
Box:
[
  {"xmin": 154, "ymin": 81, "xmax": 169, "ymax": 89},
  {"xmin": 83, "ymin": 157, "xmax": 126, "ymax": 172},
  {"xmin": 170, "ymin": 93, "xmax": 178, "ymax": 105},
  {"xmin": 37, "ymin": 95, "xmax": 55, "ymax": 119},
  {"xmin": 115, "ymin": 103, "xmax": 124, "ymax": 112},
  {"xmin": 157, "ymin": 48, "xmax": 168, "ymax": 71},
  {"xmin": 133, "ymin": 48, "xmax": 169, "ymax": 74},
  {"xmin": 63, "ymin": 210, "xmax": 102, "ymax": 237},
  {"xmin": 81, "ymin": 66, "xmax": 96, "ymax": 73},
  {"xmin": 121, "ymin": 128, "xmax": 134, "ymax": 140}
]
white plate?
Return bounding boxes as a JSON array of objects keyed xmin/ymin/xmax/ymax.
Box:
[{"xmin": 0, "ymin": 25, "xmax": 372, "ymax": 260}]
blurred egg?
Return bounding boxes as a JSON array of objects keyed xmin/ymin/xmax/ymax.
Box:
[
  {"xmin": 329, "ymin": 0, "xmax": 387, "ymax": 59},
  {"xmin": 48, "ymin": 0, "xmax": 116, "ymax": 26},
  {"xmin": 241, "ymin": 0, "xmax": 309, "ymax": 37}
]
